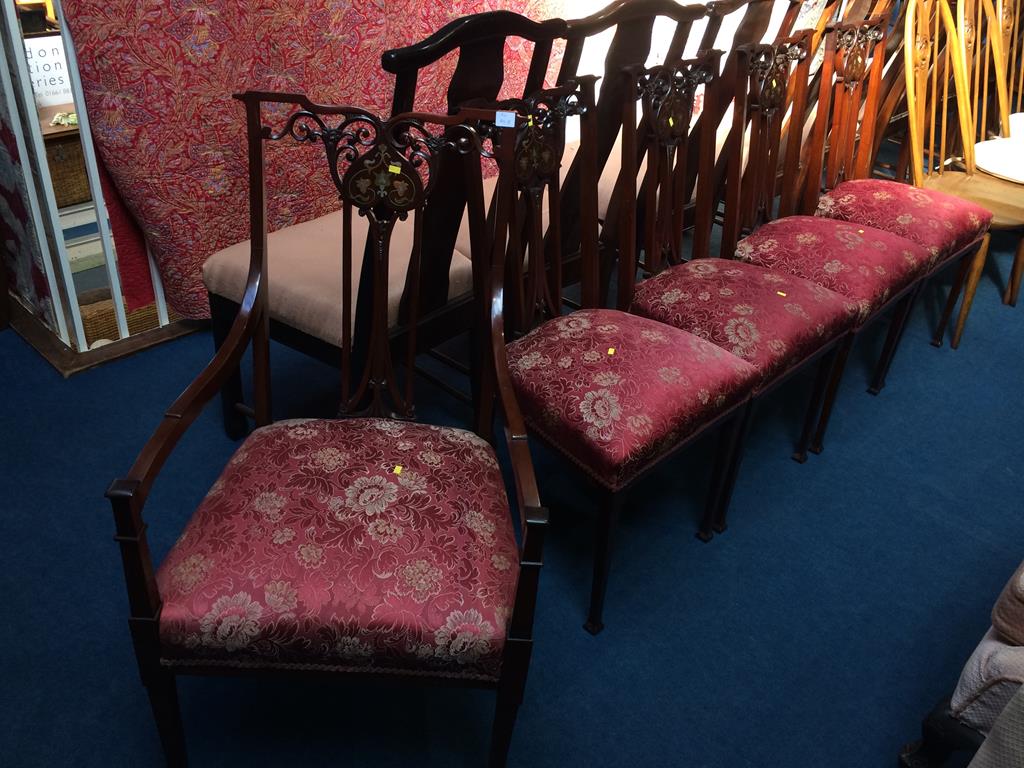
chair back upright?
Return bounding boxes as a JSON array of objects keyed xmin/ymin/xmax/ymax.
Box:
[
  {"xmin": 495, "ymin": 80, "xmax": 601, "ymax": 338},
  {"xmin": 799, "ymin": 15, "xmax": 889, "ymax": 211},
  {"xmin": 720, "ymin": 29, "xmax": 815, "ymax": 257},
  {"xmin": 236, "ymin": 93, "xmax": 503, "ymax": 423},
  {"xmin": 1008, "ymin": 0, "xmax": 1024, "ymax": 119},
  {"xmin": 379, "ymin": 12, "xmax": 569, "ymax": 319},
  {"xmin": 959, "ymin": 0, "xmax": 1013, "ymax": 139},
  {"xmin": 904, "ymin": 0, "xmax": 976, "ymax": 185},
  {"xmin": 615, "ymin": 51, "xmax": 724, "ymax": 310}
]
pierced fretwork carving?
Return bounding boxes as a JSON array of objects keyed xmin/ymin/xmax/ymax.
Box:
[
  {"xmin": 748, "ymin": 40, "xmax": 808, "ymax": 115},
  {"xmin": 835, "ymin": 23, "xmax": 885, "ymax": 90},
  {"xmin": 263, "ymin": 107, "xmax": 492, "ymax": 420},
  {"xmin": 638, "ymin": 60, "xmax": 716, "ymax": 147},
  {"xmin": 489, "ymin": 82, "xmax": 588, "ymax": 331}
]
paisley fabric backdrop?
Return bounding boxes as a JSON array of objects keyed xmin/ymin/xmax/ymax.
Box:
[{"xmin": 61, "ymin": 0, "xmax": 565, "ymax": 318}]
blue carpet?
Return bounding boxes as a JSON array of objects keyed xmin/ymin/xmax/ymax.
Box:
[{"xmin": 1, "ymin": 236, "xmax": 1021, "ymax": 767}]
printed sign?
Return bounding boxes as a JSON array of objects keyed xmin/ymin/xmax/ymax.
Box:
[{"xmin": 24, "ymin": 34, "xmax": 73, "ymax": 109}]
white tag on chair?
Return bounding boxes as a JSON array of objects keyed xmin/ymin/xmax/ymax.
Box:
[{"xmin": 495, "ymin": 111, "xmax": 517, "ymax": 128}]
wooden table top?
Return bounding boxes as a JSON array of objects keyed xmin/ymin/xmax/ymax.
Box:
[{"xmin": 38, "ymin": 102, "xmax": 78, "ymax": 138}]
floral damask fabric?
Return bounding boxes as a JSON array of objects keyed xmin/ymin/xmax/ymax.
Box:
[
  {"xmin": 506, "ymin": 309, "xmax": 758, "ymax": 491},
  {"xmin": 815, "ymin": 179, "xmax": 992, "ymax": 265},
  {"xmin": 156, "ymin": 418, "xmax": 520, "ymax": 681},
  {"xmin": 61, "ymin": 0, "xmax": 565, "ymax": 317},
  {"xmin": 631, "ymin": 259, "xmax": 858, "ymax": 387},
  {"xmin": 735, "ymin": 216, "xmax": 930, "ymax": 321}
]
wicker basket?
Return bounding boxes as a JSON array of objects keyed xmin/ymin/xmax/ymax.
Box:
[
  {"xmin": 80, "ymin": 299, "xmax": 181, "ymax": 348},
  {"xmin": 45, "ymin": 135, "xmax": 91, "ymax": 209}
]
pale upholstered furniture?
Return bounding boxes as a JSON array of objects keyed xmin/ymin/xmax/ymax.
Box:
[
  {"xmin": 901, "ymin": 560, "xmax": 1024, "ymax": 767},
  {"xmin": 967, "ymin": 687, "xmax": 1024, "ymax": 767}
]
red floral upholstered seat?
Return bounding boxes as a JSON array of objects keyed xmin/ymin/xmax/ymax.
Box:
[
  {"xmin": 815, "ymin": 179, "xmax": 993, "ymax": 265},
  {"xmin": 157, "ymin": 418, "xmax": 520, "ymax": 681},
  {"xmin": 734, "ymin": 216, "xmax": 930, "ymax": 321},
  {"xmin": 631, "ymin": 259, "xmax": 859, "ymax": 386},
  {"xmin": 505, "ymin": 309, "xmax": 759, "ymax": 491}
]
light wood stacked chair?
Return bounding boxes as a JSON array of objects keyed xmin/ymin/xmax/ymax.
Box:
[
  {"xmin": 107, "ymin": 95, "xmax": 550, "ymax": 768},
  {"xmin": 815, "ymin": 0, "xmax": 1013, "ymax": 348},
  {"xmin": 961, "ymin": 0, "xmax": 1024, "ymax": 311}
]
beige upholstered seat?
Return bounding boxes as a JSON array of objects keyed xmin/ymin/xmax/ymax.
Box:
[{"xmin": 203, "ymin": 209, "xmax": 475, "ymax": 348}]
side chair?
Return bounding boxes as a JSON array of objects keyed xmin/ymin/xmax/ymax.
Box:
[
  {"xmin": 483, "ymin": 70, "xmax": 761, "ymax": 635},
  {"xmin": 620, "ymin": 41, "xmax": 861, "ymax": 539}
]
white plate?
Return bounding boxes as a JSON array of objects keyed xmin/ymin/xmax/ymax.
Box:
[
  {"xmin": 1011, "ymin": 112, "xmax": 1024, "ymax": 139},
  {"xmin": 975, "ymin": 137, "xmax": 1024, "ymax": 185}
]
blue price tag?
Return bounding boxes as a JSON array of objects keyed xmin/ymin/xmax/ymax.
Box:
[{"xmin": 495, "ymin": 111, "xmax": 517, "ymax": 128}]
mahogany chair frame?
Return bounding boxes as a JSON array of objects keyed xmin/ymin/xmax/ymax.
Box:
[
  {"xmin": 475, "ymin": 70, "xmax": 754, "ymax": 633},
  {"xmin": 108, "ymin": 94, "xmax": 548, "ymax": 768},
  {"xmin": 614, "ymin": 39, "xmax": 849, "ymax": 539},
  {"xmin": 711, "ymin": 17, "xmax": 932, "ymax": 457}
]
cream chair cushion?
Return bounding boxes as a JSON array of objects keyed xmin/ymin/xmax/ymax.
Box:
[{"xmin": 203, "ymin": 209, "xmax": 475, "ymax": 349}]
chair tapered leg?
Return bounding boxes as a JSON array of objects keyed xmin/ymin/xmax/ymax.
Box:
[
  {"xmin": 146, "ymin": 670, "xmax": 187, "ymax": 767},
  {"xmin": 713, "ymin": 402, "xmax": 755, "ymax": 535},
  {"xmin": 1004, "ymin": 236, "xmax": 1024, "ymax": 307},
  {"xmin": 489, "ymin": 639, "xmax": 531, "ymax": 768},
  {"xmin": 868, "ymin": 285, "xmax": 920, "ymax": 396},
  {"xmin": 585, "ymin": 493, "xmax": 621, "ymax": 635},
  {"xmin": 209, "ymin": 293, "xmax": 248, "ymax": 440},
  {"xmin": 810, "ymin": 334, "xmax": 854, "ymax": 456},
  {"xmin": 951, "ymin": 233, "xmax": 990, "ymax": 349},
  {"xmin": 698, "ymin": 420, "xmax": 734, "ymax": 542},
  {"xmin": 794, "ymin": 348, "xmax": 838, "ymax": 463},
  {"xmin": 932, "ymin": 257, "xmax": 970, "ymax": 347}
]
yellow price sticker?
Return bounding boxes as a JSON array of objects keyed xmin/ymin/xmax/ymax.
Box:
[
  {"xmin": 388, "ymin": 164, "xmax": 401, "ymax": 174},
  {"xmin": 607, "ymin": 347, "xmax": 616, "ymax": 356},
  {"xmin": 668, "ymin": 116, "xmax": 675, "ymax": 127},
  {"xmin": 776, "ymin": 291, "xmax": 787, "ymax": 297},
  {"xmin": 393, "ymin": 465, "xmax": 403, "ymax": 475}
]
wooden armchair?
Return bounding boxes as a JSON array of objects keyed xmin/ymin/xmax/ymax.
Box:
[{"xmin": 107, "ymin": 95, "xmax": 547, "ymax": 767}]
